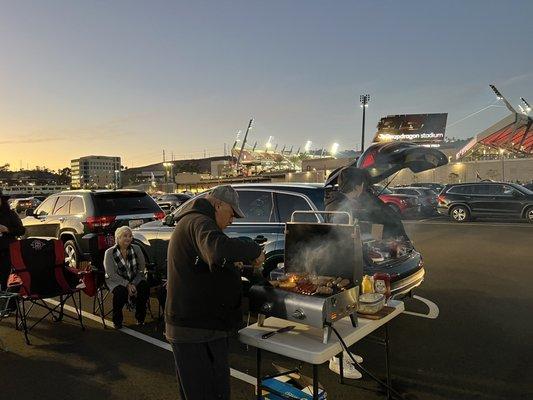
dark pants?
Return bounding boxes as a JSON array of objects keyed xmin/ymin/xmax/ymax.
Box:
[
  {"xmin": 170, "ymin": 338, "xmax": 230, "ymax": 400},
  {"xmin": 0, "ymin": 249, "xmax": 10, "ymax": 290},
  {"xmin": 112, "ymin": 280, "xmax": 149, "ymax": 325}
]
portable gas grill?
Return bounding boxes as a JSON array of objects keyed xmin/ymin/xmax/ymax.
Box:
[{"xmin": 249, "ymin": 211, "xmax": 363, "ymax": 343}]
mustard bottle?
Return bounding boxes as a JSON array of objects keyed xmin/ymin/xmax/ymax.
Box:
[{"xmin": 361, "ymin": 275, "xmax": 374, "ymax": 294}]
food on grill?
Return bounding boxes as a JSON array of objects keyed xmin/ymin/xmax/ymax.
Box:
[
  {"xmin": 316, "ymin": 286, "xmax": 333, "ymax": 295},
  {"xmin": 338, "ymin": 278, "xmax": 350, "ymax": 288},
  {"xmin": 279, "ymin": 281, "xmax": 297, "ymax": 289},
  {"xmin": 275, "ymin": 274, "xmax": 351, "ymax": 296}
]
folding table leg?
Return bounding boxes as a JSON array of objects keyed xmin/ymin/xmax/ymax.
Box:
[
  {"xmin": 384, "ymin": 324, "xmax": 391, "ymax": 400},
  {"xmin": 312, "ymin": 364, "xmax": 319, "ymax": 400},
  {"xmin": 256, "ymin": 348, "xmax": 262, "ymax": 400},
  {"xmin": 339, "ymin": 351, "xmax": 344, "ymax": 384}
]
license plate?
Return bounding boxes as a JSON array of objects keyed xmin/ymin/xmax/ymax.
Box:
[{"xmin": 128, "ymin": 219, "xmax": 144, "ymax": 229}]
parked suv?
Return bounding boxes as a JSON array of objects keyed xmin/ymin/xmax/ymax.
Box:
[
  {"xmin": 133, "ymin": 142, "xmax": 448, "ymax": 298},
  {"xmin": 373, "ymin": 185, "xmax": 420, "ymax": 216},
  {"xmin": 390, "ymin": 187, "xmax": 437, "ymax": 216},
  {"xmin": 437, "ymin": 182, "xmax": 533, "ymax": 223},
  {"xmin": 10, "ymin": 197, "xmax": 41, "ymax": 214},
  {"xmin": 22, "ymin": 190, "xmax": 165, "ymax": 267},
  {"xmin": 156, "ymin": 193, "xmax": 192, "ymax": 214}
]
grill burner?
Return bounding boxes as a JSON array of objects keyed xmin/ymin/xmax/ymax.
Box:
[{"xmin": 249, "ymin": 211, "xmax": 363, "ymax": 343}]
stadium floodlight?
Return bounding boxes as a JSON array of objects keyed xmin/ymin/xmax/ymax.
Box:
[
  {"xmin": 331, "ymin": 142, "xmax": 339, "ymax": 156},
  {"xmin": 359, "ymin": 94, "xmax": 370, "ymax": 151},
  {"xmin": 304, "ymin": 140, "xmax": 312, "ymax": 153},
  {"xmin": 521, "ymin": 97, "xmax": 531, "ymax": 113},
  {"xmin": 490, "ymin": 85, "xmax": 503, "ymax": 100}
]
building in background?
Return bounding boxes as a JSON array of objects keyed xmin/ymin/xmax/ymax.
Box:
[{"xmin": 71, "ymin": 155, "xmax": 121, "ymax": 189}]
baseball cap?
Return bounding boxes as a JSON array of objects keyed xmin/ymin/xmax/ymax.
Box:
[{"xmin": 211, "ymin": 185, "xmax": 245, "ymax": 218}]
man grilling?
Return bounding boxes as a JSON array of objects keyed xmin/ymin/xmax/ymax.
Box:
[
  {"xmin": 165, "ymin": 185, "xmax": 265, "ymax": 400},
  {"xmin": 324, "ymin": 167, "xmax": 406, "ymax": 378},
  {"xmin": 325, "ymin": 166, "xmax": 406, "ymax": 238}
]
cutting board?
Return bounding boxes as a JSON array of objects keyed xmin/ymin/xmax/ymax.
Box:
[{"xmin": 358, "ymin": 305, "xmax": 396, "ymax": 320}]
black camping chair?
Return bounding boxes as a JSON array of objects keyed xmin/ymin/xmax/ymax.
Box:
[
  {"xmin": 92, "ymin": 262, "xmax": 164, "ymax": 328},
  {"xmin": 8, "ymin": 238, "xmax": 85, "ymax": 344}
]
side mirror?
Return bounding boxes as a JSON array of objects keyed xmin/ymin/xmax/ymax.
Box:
[
  {"xmin": 164, "ymin": 214, "xmax": 174, "ymax": 226},
  {"xmin": 25, "ymin": 208, "xmax": 35, "ymax": 217}
]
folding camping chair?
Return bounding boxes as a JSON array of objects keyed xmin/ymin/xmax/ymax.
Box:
[
  {"xmin": 92, "ymin": 262, "xmax": 163, "ymax": 328},
  {"xmin": 8, "ymin": 238, "xmax": 85, "ymax": 345}
]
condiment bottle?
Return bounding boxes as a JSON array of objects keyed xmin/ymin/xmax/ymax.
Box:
[
  {"xmin": 361, "ymin": 275, "xmax": 374, "ymax": 294},
  {"xmin": 373, "ymin": 273, "xmax": 391, "ymax": 300}
]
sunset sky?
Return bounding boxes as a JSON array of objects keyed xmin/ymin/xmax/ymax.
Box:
[{"xmin": 1, "ymin": 1, "xmax": 532, "ymax": 170}]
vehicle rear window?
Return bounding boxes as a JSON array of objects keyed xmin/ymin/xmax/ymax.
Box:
[
  {"xmin": 275, "ymin": 193, "xmax": 316, "ymax": 223},
  {"xmin": 237, "ymin": 190, "xmax": 274, "ymax": 222},
  {"xmin": 70, "ymin": 197, "xmax": 85, "ymax": 214},
  {"xmin": 447, "ymin": 185, "xmax": 469, "ymax": 194},
  {"xmin": 93, "ymin": 192, "xmax": 161, "ymax": 216}
]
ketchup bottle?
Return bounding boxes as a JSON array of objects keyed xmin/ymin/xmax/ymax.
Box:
[{"xmin": 373, "ymin": 273, "xmax": 391, "ymax": 300}]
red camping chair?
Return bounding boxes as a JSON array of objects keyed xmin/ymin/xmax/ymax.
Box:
[{"xmin": 8, "ymin": 238, "xmax": 85, "ymax": 344}]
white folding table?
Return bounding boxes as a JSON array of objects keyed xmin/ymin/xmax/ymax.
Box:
[{"xmin": 239, "ymin": 300, "xmax": 404, "ymax": 400}]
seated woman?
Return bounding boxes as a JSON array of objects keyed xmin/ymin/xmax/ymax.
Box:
[{"xmin": 104, "ymin": 226, "xmax": 149, "ymax": 329}]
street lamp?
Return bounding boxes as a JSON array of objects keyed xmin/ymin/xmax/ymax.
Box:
[
  {"xmin": 163, "ymin": 162, "xmax": 173, "ymax": 185},
  {"xmin": 114, "ymin": 170, "xmax": 120, "ymax": 189},
  {"xmin": 499, "ymin": 148, "xmax": 505, "ymax": 181},
  {"xmin": 360, "ymin": 94, "xmax": 370, "ymax": 152},
  {"xmin": 330, "ymin": 142, "xmax": 339, "ymax": 157}
]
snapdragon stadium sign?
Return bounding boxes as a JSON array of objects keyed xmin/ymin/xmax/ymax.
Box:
[{"xmin": 373, "ymin": 113, "xmax": 448, "ymax": 144}]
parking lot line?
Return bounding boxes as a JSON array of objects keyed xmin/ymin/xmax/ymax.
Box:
[
  {"xmin": 403, "ymin": 220, "xmax": 533, "ymax": 228},
  {"xmin": 45, "ymin": 299, "xmax": 257, "ymax": 386}
]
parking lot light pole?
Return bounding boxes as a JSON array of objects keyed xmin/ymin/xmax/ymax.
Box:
[
  {"xmin": 360, "ymin": 94, "xmax": 370, "ymax": 152},
  {"xmin": 499, "ymin": 149, "xmax": 505, "ymax": 181}
]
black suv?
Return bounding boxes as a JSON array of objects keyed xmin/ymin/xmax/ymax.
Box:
[
  {"xmin": 437, "ymin": 182, "xmax": 533, "ymax": 223},
  {"xmin": 156, "ymin": 193, "xmax": 192, "ymax": 214},
  {"xmin": 22, "ymin": 190, "xmax": 165, "ymax": 267},
  {"xmin": 133, "ymin": 142, "xmax": 449, "ymax": 298}
]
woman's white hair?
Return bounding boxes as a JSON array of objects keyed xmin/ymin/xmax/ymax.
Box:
[{"xmin": 115, "ymin": 225, "xmax": 133, "ymax": 243}]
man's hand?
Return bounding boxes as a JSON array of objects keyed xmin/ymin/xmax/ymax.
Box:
[
  {"xmin": 0, "ymin": 224, "xmax": 9, "ymax": 233},
  {"xmin": 252, "ymin": 251, "xmax": 265, "ymax": 268},
  {"xmin": 127, "ymin": 283, "xmax": 137, "ymax": 297}
]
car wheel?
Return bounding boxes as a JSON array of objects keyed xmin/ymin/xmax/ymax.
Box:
[
  {"xmin": 525, "ymin": 207, "xmax": 533, "ymax": 224},
  {"xmin": 450, "ymin": 205, "xmax": 470, "ymax": 222},
  {"xmin": 64, "ymin": 240, "xmax": 80, "ymax": 268}
]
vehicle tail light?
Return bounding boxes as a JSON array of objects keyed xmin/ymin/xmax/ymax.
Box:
[
  {"xmin": 86, "ymin": 215, "xmax": 116, "ymax": 231},
  {"xmin": 154, "ymin": 211, "xmax": 165, "ymax": 220}
]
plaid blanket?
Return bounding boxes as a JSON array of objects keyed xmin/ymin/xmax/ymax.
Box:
[{"xmin": 112, "ymin": 245, "xmax": 139, "ymax": 283}]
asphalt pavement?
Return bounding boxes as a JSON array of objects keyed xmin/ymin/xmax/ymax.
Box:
[{"xmin": 1, "ymin": 218, "xmax": 532, "ymax": 399}]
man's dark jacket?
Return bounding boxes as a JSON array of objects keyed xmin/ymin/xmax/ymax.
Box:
[
  {"xmin": 0, "ymin": 207, "xmax": 25, "ymax": 252},
  {"xmin": 165, "ymin": 198, "xmax": 261, "ymax": 331}
]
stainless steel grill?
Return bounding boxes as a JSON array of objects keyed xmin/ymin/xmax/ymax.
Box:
[{"xmin": 249, "ymin": 211, "xmax": 363, "ymax": 343}]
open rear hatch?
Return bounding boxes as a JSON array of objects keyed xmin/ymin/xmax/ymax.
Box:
[{"xmin": 325, "ymin": 142, "xmax": 448, "ymax": 186}]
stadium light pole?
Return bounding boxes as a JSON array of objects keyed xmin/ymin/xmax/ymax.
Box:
[
  {"xmin": 499, "ymin": 148, "xmax": 505, "ymax": 181},
  {"xmin": 360, "ymin": 94, "xmax": 370, "ymax": 152}
]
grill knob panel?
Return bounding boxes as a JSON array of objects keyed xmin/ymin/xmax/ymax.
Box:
[{"xmin": 292, "ymin": 309, "xmax": 306, "ymax": 320}]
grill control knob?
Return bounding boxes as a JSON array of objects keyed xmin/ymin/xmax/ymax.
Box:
[
  {"xmin": 292, "ymin": 309, "xmax": 306, "ymax": 320},
  {"xmin": 261, "ymin": 303, "xmax": 273, "ymax": 313}
]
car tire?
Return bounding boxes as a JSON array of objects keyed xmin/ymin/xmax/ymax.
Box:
[
  {"xmin": 450, "ymin": 205, "xmax": 470, "ymax": 222},
  {"xmin": 525, "ymin": 207, "xmax": 533, "ymax": 224},
  {"xmin": 64, "ymin": 240, "xmax": 80, "ymax": 268}
]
